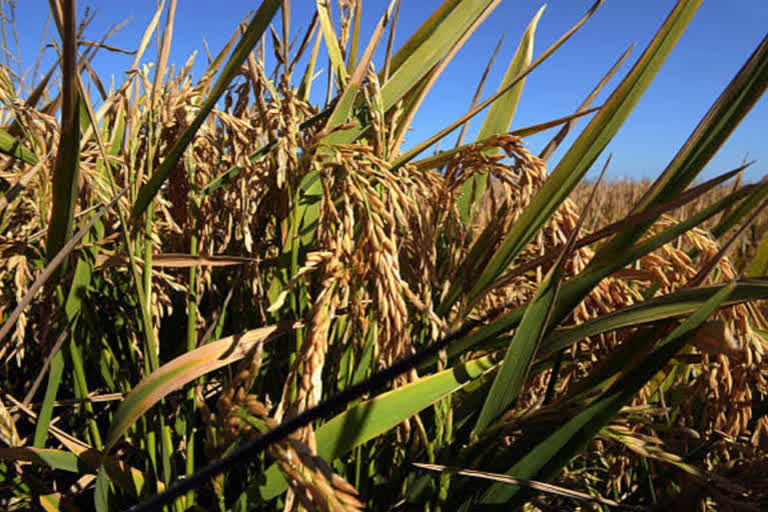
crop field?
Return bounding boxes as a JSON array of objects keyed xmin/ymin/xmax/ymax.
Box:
[
  {"xmin": 572, "ymin": 180, "xmax": 768, "ymax": 276},
  {"xmin": 1, "ymin": 1, "xmax": 768, "ymax": 511}
]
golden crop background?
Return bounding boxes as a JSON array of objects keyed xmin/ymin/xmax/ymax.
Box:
[{"xmin": 573, "ymin": 179, "xmax": 768, "ymax": 272}]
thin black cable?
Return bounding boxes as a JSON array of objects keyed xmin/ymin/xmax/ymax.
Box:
[{"xmin": 126, "ymin": 304, "xmax": 510, "ymax": 512}]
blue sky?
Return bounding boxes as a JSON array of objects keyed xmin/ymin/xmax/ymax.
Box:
[{"xmin": 10, "ymin": 1, "xmax": 768, "ymax": 182}]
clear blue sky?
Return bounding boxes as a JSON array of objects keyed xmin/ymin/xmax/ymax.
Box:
[{"xmin": 10, "ymin": 1, "xmax": 768, "ymax": 182}]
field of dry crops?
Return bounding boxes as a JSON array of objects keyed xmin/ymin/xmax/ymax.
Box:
[
  {"xmin": 1, "ymin": 1, "xmax": 768, "ymax": 511},
  {"xmin": 573, "ymin": 179, "xmax": 768, "ymax": 274}
]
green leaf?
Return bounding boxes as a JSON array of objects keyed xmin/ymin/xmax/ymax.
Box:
[
  {"xmin": 473, "ymin": 163, "xmax": 607, "ymax": 437},
  {"xmin": 0, "ymin": 447, "xmax": 80, "ymax": 472},
  {"xmin": 105, "ymin": 322, "xmax": 298, "ymax": 451},
  {"xmin": 346, "ymin": 1, "xmax": 362, "ymax": 75},
  {"xmin": 94, "ymin": 465, "xmax": 109, "ymax": 512},
  {"xmin": 298, "ymin": 23, "xmax": 322, "ymax": 101},
  {"xmin": 711, "ymin": 170, "xmax": 768, "ymax": 240},
  {"xmin": 456, "ymin": 5, "xmax": 544, "ymax": 223},
  {"xmin": 409, "ymin": 107, "xmax": 601, "ymax": 172},
  {"xmin": 748, "ymin": 229, "xmax": 768, "ymax": 277},
  {"xmin": 442, "ymin": 0, "xmax": 702, "ymax": 314},
  {"xmin": 415, "ymin": 463, "xmax": 629, "ymax": 509},
  {"xmin": 316, "ymin": 0, "xmax": 349, "ymax": 89},
  {"xmin": 46, "ymin": 0, "xmax": 81, "ymax": 264},
  {"xmin": 33, "ymin": 350, "xmax": 65, "ymax": 447},
  {"xmin": 477, "ymin": 6, "xmax": 543, "ymax": 142},
  {"xmin": 541, "ymin": 280, "xmax": 768, "ymax": 356},
  {"xmin": 39, "ymin": 492, "xmax": 71, "ymax": 512},
  {"xmin": 591, "ymin": 31, "xmax": 768, "ymax": 265},
  {"xmin": 257, "ymin": 355, "xmax": 497, "ymax": 500},
  {"xmin": 378, "ymin": 0, "xmax": 500, "ymax": 114},
  {"xmin": 475, "ymin": 281, "xmax": 735, "ymax": 506},
  {"xmin": 386, "ymin": 0, "xmax": 461, "ymax": 76},
  {"xmin": 441, "ymin": 184, "xmax": 751, "ymax": 362},
  {"xmin": 48, "ymin": 430, "xmax": 164, "ymax": 499},
  {"xmin": 392, "ymin": 1, "xmax": 605, "ymax": 170},
  {"xmin": 539, "ymin": 45, "xmax": 634, "ymax": 161},
  {"xmin": 0, "ymin": 128, "xmax": 39, "ymax": 165},
  {"xmin": 472, "ymin": 240, "xmax": 561, "ymax": 438},
  {"xmin": 321, "ymin": 0, "xmax": 397, "ymax": 145},
  {"xmin": 130, "ymin": 0, "xmax": 281, "ymax": 219},
  {"xmin": 46, "ymin": 91, "xmax": 80, "ymax": 264}
]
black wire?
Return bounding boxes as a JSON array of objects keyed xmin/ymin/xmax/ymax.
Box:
[{"xmin": 126, "ymin": 304, "xmax": 510, "ymax": 512}]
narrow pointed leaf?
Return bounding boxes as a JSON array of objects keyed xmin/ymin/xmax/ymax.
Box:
[
  {"xmin": 473, "ymin": 160, "xmax": 607, "ymax": 437},
  {"xmin": 444, "ymin": 0, "xmax": 702, "ymax": 313},
  {"xmin": 105, "ymin": 322, "xmax": 299, "ymax": 451},
  {"xmin": 711, "ymin": 173, "xmax": 768, "ymax": 240},
  {"xmin": 322, "ymin": 0, "xmax": 397, "ymax": 145},
  {"xmin": 392, "ymin": 1, "xmax": 605, "ymax": 170},
  {"xmin": 258, "ymin": 355, "xmax": 497, "ymax": 499},
  {"xmin": 471, "ymin": 262, "xmax": 558, "ymax": 438},
  {"xmin": 442, "ymin": 184, "xmax": 752, "ymax": 362},
  {"xmin": 316, "ymin": 0, "xmax": 349, "ymax": 89},
  {"xmin": 540, "ymin": 45, "xmax": 633, "ymax": 162},
  {"xmin": 48, "ymin": 432, "xmax": 166, "ymax": 498},
  {"xmin": 470, "ymin": 153, "xmax": 611, "ymax": 439},
  {"xmin": 0, "ymin": 128, "xmax": 39, "ymax": 164},
  {"xmin": 0, "ymin": 447, "xmax": 80, "ymax": 472},
  {"xmin": 378, "ymin": 0, "xmax": 499, "ymax": 114},
  {"xmin": 592, "ymin": 31, "xmax": 768, "ymax": 264},
  {"xmin": 386, "ymin": 0, "xmax": 461, "ymax": 75},
  {"xmin": 477, "ymin": 282, "xmax": 735, "ymax": 506},
  {"xmin": 411, "ymin": 107, "xmax": 601, "ymax": 172},
  {"xmin": 457, "ymin": 6, "xmax": 544, "ymax": 223},
  {"xmin": 33, "ymin": 351, "xmax": 64, "ymax": 448},
  {"xmin": 541, "ymin": 280, "xmax": 768, "ymax": 355},
  {"xmin": 476, "ymin": 6, "xmax": 543, "ymax": 142},
  {"xmin": 748, "ymin": 229, "xmax": 768, "ymax": 277},
  {"xmin": 130, "ymin": 0, "xmax": 280, "ymax": 219},
  {"xmin": 414, "ymin": 464, "xmax": 637, "ymax": 510},
  {"xmin": 46, "ymin": 0, "xmax": 80, "ymax": 262},
  {"xmin": 94, "ymin": 466, "xmax": 109, "ymax": 512},
  {"xmin": 96, "ymin": 253, "xmax": 261, "ymax": 269}
]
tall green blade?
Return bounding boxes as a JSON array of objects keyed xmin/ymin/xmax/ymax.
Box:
[
  {"xmin": 33, "ymin": 350, "xmax": 65, "ymax": 447},
  {"xmin": 456, "ymin": 6, "xmax": 544, "ymax": 223},
  {"xmin": 442, "ymin": 0, "xmax": 703, "ymax": 314},
  {"xmin": 130, "ymin": 1, "xmax": 280, "ymax": 219},
  {"xmin": 0, "ymin": 128, "xmax": 39, "ymax": 165},
  {"xmin": 541, "ymin": 280, "xmax": 768, "ymax": 356},
  {"xmin": 410, "ymin": 107, "xmax": 601, "ymax": 172},
  {"xmin": 258, "ymin": 355, "xmax": 496, "ymax": 500},
  {"xmin": 46, "ymin": 0, "xmax": 80, "ymax": 262},
  {"xmin": 472, "ymin": 164, "xmax": 606, "ymax": 438},
  {"xmin": 392, "ymin": 1, "xmax": 605, "ymax": 169},
  {"xmin": 748, "ymin": 230, "xmax": 768, "ymax": 277},
  {"xmin": 321, "ymin": 0, "xmax": 397, "ymax": 145},
  {"xmin": 471, "ymin": 253, "xmax": 559, "ymax": 438},
  {"xmin": 539, "ymin": 45, "xmax": 634, "ymax": 162},
  {"xmin": 377, "ymin": 0, "xmax": 499, "ymax": 113},
  {"xmin": 476, "ymin": 282, "xmax": 735, "ymax": 506},
  {"xmin": 475, "ymin": 6, "xmax": 543, "ymax": 142},
  {"xmin": 316, "ymin": 0, "xmax": 348, "ymax": 89},
  {"xmin": 386, "ymin": 0, "xmax": 461, "ymax": 75},
  {"xmin": 442, "ymin": 184, "xmax": 750, "ymax": 361},
  {"xmin": 591, "ymin": 31, "xmax": 768, "ymax": 265}
]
